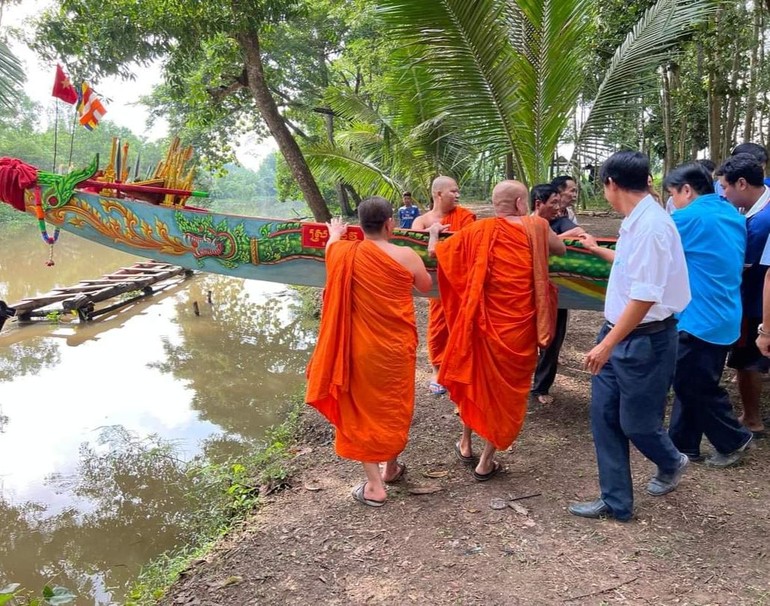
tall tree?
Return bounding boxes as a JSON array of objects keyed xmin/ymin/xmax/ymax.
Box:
[{"xmin": 29, "ymin": 0, "xmax": 334, "ymax": 221}]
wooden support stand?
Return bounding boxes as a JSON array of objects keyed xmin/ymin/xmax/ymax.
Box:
[{"xmin": 0, "ymin": 261, "xmax": 193, "ymax": 331}]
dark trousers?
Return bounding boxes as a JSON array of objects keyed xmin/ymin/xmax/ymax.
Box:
[
  {"xmin": 590, "ymin": 322, "xmax": 682, "ymax": 520},
  {"xmin": 669, "ymin": 331, "xmax": 752, "ymax": 456},
  {"xmin": 531, "ymin": 308, "xmax": 569, "ymax": 395}
]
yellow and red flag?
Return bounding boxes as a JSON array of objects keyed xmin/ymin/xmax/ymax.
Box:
[
  {"xmin": 77, "ymin": 83, "xmax": 107, "ymax": 130},
  {"xmin": 51, "ymin": 64, "xmax": 78, "ymax": 105}
]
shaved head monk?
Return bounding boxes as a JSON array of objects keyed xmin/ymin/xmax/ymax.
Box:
[
  {"xmin": 427, "ymin": 180, "xmax": 566, "ymax": 480},
  {"xmin": 412, "ymin": 176, "xmax": 476, "ymax": 394},
  {"xmin": 306, "ymin": 197, "xmax": 432, "ymax": 507}
]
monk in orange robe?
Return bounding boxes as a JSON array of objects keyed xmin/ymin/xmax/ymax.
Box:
[
  {"xmin": 427, "ymin": 181, "xmax": 566, "ymax": 480},
  {"xmin": 306, "ymin": 197, "xmax": 432, "ymax": 507},
  {"xmin": 412, "ymin": 176, "xmax": 476, "ymax": 393}
]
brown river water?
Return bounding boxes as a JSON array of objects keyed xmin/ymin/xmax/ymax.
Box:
[{"xmin": 0, "ymin": 221, "xmax": 313, "ymax": 604}]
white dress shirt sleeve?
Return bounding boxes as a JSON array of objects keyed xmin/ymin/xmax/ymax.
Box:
[{"xmin": 626, "ymin": 231, "xmax": 670, "ymax": 303}]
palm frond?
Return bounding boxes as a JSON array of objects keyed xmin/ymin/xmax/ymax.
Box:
[
  {"xmin": 506, "ymin": 0, "xmax": 594, "ymax": 182},
  {"xmin": 0, "ymin": 40, "xmax": 25, "ymax": 111},
  {"xmin": 377, "ymin": 0, "xmax": 521, "ymax": 167},
  {"xmin": 378, "ymin": 0, "xmax": 594, "ymax": 184},
  {"xmin": 574, "ymin": 0, "xmax": 719, "ymax": 157},
  {"xmin": 306, "ymin": 145, "xmax": 403, "ymax": 201}
]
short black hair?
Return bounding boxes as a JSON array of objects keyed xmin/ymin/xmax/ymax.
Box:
[
  {"xmin": 697, "ymin": 158, "xmax": 716, "ymax": 174},
  {"xmin": 599, "ymin": 151, "xmax": 650, "ymax": 192},
  {"xmin": 731, "ymin": 142, "xmax": 768, "ymax": 165},
  {"xmin": 663, "ymin": 162, "xmax": 715, "ymax": 197},
  {"xmin": 530, "ymin": 183, "xmax": 558, "ymax": 211},
  {"xmin": 403, "ymin": 191, "xmax": 412, "ymax": 197},
  {"xmin": 715, "ymin": 153, "xmax": 765, "ymax": 187},
  {"xmin": 551, "ymin": 175, "xmax": 575, "ymax": 192},
  {"xmin": 358, "ymin": 196, "xmax": 393, "ymax": 234}
]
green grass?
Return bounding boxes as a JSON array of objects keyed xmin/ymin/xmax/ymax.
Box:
[{"xmin": 125, "ymin": 398, "xmax": 306, "ymax": 606}]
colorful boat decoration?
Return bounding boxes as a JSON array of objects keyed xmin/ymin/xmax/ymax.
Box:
[{"xmin": 0, "ymin": 156, "xmax": 614, "ymax": 311}]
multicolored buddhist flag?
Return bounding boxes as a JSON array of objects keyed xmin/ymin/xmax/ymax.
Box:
[
  {"xmin": 77, "ymin": 83, "xmax": 107, "ymax": 130},
  {"xmin": 51, "ymin": 64, "xmax": 78, "ymax": 105}
]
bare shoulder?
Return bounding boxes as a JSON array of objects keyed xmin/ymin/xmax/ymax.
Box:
[
  {"xmin": 411, "ymin": 212, "xmax": 435, "ymax": 230},
  {"xmin": 387, "ymin": 242, "xmax": 420, "ymax": 264}
]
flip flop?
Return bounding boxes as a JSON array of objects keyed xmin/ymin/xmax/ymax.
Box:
[
  {"xmin": 472, "ymin": 460, "xmax": 503, "ymax": 482},
  {"xmin": 534, "ymin": 394, "xmax": 554, "ymax": 405},
  {"xmin": 351, "ymin": 482, "xmax": 386, "ymax": 507},
  {"xmin": 383, "ymin": 462, "xmax": 407, "ymax": 484},
  {"xmin": 429, "ymin": 381, "xmax": 447, "ymax": 395},
  {"xmin": 454, "ymin": 441, "xmax": 476, "ymax": 466}
]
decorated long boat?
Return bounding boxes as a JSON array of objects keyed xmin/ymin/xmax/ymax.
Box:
[{"xmin": 0, "ymin": 152, "xmax": 614, "ymax": 311}]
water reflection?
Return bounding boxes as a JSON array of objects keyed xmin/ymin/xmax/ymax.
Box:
[
  {"xmin": 153, "ymin": 274, "xmax": 315, "ymax": 437},
  {"xmin": 1, "ymin": 427, "xmax": 196, "ymax": 603},
  {"xmin": 0, "ymin": 224, "xmax": 313, "ymax": 604},
  {"xmin": 0, "ymin": 340, "xmax": 61, "ymax": 381}
]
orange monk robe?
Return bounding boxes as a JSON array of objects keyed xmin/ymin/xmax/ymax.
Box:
[
  {"xmin": 435, "ymin": 217, "xmax": 545, "ymax": 450},
  {"xmin": 305, "ymin": 239, "xmax": 418, "ymax": 462},
  {"xmin": 427, "ymin": 205, "xmax": 476, "ymax": 368}
]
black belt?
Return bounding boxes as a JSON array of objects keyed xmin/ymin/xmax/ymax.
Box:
[{"xmin": 606, "ymin": 315, "xmax": 677, "ymax": 336}]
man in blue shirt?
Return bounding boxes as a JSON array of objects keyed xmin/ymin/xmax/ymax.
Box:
[
  {"xmin": 716, "ymin": 154, "xmax": 770, "ymax": 437},
  {"xmin": 714, "ymin": 142, "xmax": 770, "ymax": 198},
  {"xmin": 397, "ymin": 192, "xmax": 421, "ymax": 229},
  {"xmin": 665, "ymin": 163, "xmax": 753, "ymax": 468},
  {"xmin": 529, "ymin": 183, "xmax": 583, "ymax": 405}
]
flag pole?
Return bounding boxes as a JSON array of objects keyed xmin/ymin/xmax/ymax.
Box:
[
  {"xmin": 52, "ymin": 100, "xmax": 59, "ymax": 173},
  {"xmin": 67, "ymin": 108, "xmax": 77, "ymax": 168}
]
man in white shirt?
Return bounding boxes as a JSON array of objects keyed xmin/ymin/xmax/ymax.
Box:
[{"xmin": 569, "ymin": 151, "xmax": 691, "ymax": 522}]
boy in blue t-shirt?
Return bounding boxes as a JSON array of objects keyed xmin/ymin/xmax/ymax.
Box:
[{"xmin": 397, "ymin": 192, "xmax": 420, "ymax": 228}]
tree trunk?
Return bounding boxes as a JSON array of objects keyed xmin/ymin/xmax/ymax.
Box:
[
  {"xmin": 323, "ymin": 112, "xmax": 353, "ymax": 216},
  {"xmin": 238, "ymin": 32, "xmax": 331, "ymax": 222},
  {"xmin": 660, "ymin": 67, "xmax": 674, "ymax": 174},
  {"xmin": 722, "ymin": 43, "xmax": 742, "ymax": 159},
  {"xmin": 505, "ymin": 153, "xmax": 515, "ymax": 180},
  {"xmin": 743, "ymin": 5, "xmax": 761, "ymax": 141},
  {"xmin": 668, "ymin": 65, "xmax": 687, "ymax": 162},
  {"xmin": 343, "ymin": 183, "xmax": 362, "ymax": 209},
  {"xmin": 708, "ymin": 67, "xmax": 722, "ymax": 163}
]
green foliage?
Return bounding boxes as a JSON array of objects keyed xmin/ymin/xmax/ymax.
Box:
[
  {"xmin": 377, "ymin": 0, "xmax": 717, "ymax": 184},
  {"xmin": 0, "ymin": 35, "xmax": 25, "ymax": 111},
  {"xmin": 0, "ymin": 584, "xmax": 75, "ymax": 606},
  {"xmin": 306, "ymin": 56, "xmax": 480, "ymax": 202},
  {"xmin": 574, "ymin": 0, "xmax": 719, "ymax": 158},
  {"xmin": 0, "ymin": 90, "xmax": 166, "ymax": 179},
  {"xmin": 43, "ymin": 311, "xmax": 61, "ymax": 323}
]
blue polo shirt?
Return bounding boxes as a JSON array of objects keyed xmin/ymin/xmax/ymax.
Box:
[
  {"xmin": 672, "ymin": 193, "xmax": 746, "ymax": 345},
  {"xmin": 742, "ymin": 202, "xmax": 770, "ymax": 318},
  {"xmin": 398, "ymin": 205, "xmax": 420, "ymax": 228}
]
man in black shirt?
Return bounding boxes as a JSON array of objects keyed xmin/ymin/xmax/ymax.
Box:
[{"xmin": 530, "ymin": 184, "xmax": 584, "ymax": 404}]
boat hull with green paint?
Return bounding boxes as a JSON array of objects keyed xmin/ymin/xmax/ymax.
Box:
[{"xmin": 6, "ymin": 159, "xmax": 614, "ymax": 311}]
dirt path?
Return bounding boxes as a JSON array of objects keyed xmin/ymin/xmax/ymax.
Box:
[{"xmin": 162, "ymin": 214, "xmax": 770, "ymax": 606}]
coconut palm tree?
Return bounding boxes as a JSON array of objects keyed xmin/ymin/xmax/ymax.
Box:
[
  {"xmin": 0, "ymin": 3, "xmax": 25, "ymax": 111},
  {"xmin": 306, "ymin": 63, "xmax": 479, "ymax": 203},
  {"xmin": 371, "ymin": 0, "xmax": 718, "ymax": 186}
]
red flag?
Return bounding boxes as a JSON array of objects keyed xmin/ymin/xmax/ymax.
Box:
[{"xmin": 52, "ymin": 64, "xmax": 78, "ymax": 105}]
